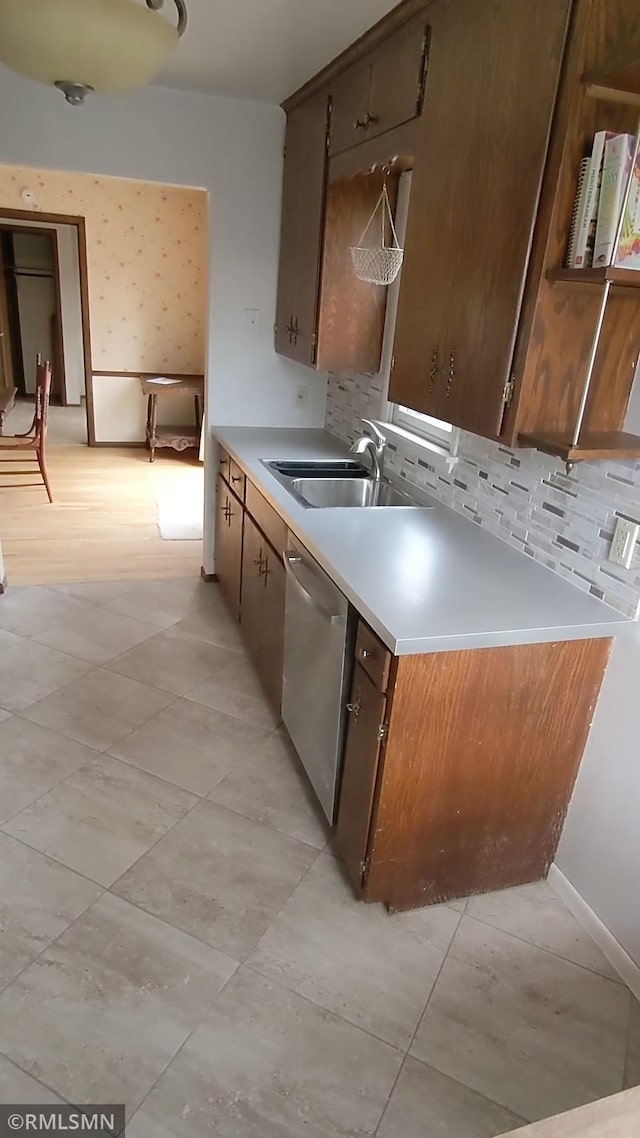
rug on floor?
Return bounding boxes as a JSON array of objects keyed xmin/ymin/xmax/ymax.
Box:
[{"xmin": 156, "ymin": 485, "xmax": 204, "ymax": 540}]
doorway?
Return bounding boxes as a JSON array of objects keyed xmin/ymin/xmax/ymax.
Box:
[{"xmin": 0, "ymin": 217, "xmax": 89, "ymax": 446}]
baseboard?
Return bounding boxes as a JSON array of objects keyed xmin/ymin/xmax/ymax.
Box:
[
  {"xmin": 200, "ymin": 566, "xmax": 218, "ymax": 583},
  {"xmin": 548, "ymin": 864, "xmax": 640, "ymax": 1000}
]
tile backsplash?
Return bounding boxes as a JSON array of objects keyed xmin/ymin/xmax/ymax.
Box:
[{"xmin": 325, "ymin": 371, "xmax": 640, "ymax": 619}]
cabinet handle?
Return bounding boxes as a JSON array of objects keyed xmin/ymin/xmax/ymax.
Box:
[
  {"xmin": 428, "ymin": 346, "xmax": 440, "ymax": 393},
  {"xmin": 360, "ymin": 647, "xmax": 371, "ymax": 659},
  {"xmin": 253, "ymin": 550, "xmax": 266, "ymax": 576},
  {"xmin": 446, "ymin": 350, "xmax": 456, "ymax": 398},
  {"xmin": 365, "ymin": 112, "xmax": 379, "ymax": 126},
  {"xmin": 354, "ymin": 116, "xmax": 368, "ymax": 130},
  {"xmin": 285, "ymin": 314, "xmax": 300, "ymax": 345},
  {"xmin": 346, "ymin": 697, "xmax": 361, "ymax": 721},
  {"xmin": 231, "ymin": 475, "xmax": 242, "ymax": 484}
]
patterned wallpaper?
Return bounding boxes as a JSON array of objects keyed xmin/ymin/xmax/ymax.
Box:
[
  {"xmin": 0, "ymin": 164, "xmax": 207, "ymax": 374},
  {"xmin": 326, "ymin": 371, "xmax": 640, "ymax": 619}
]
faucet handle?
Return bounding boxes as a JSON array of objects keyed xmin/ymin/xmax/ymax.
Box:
[{"xmin": 361, "ymin": 419, "xmax": 386, "ymax": 450}]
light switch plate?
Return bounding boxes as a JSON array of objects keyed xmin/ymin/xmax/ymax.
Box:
[{"xmin": 609, "ymin": 517, "xmax": 640, "ymax": 569}]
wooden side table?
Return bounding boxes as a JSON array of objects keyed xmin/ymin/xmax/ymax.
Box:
[
  {"xmin": 0, "ymin": 386, "xmax": 16, "ymax": 436},
  {"xmin": 140, "ymin": 376, "xmax": 205, "ymax": 463}
]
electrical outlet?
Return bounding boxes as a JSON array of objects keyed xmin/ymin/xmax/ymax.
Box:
[
  {"xmin": 609, "ymin": 517, "xmax": 640, "ymax": 569},
  {"xmin": 295, "ymin": 384, "xmax": 308, "ymax": 408}
]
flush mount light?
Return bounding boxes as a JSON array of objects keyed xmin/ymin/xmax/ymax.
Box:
[{"xmin": 0, "ymin": 0, "xmax": 187, "ymax": 105}]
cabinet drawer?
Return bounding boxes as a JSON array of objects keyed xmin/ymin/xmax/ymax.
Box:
[
  {"xmin": 245, "ymin": 480, "xmax": 288, "ymax": 554},
  {"xmin": 355, "ymin": 621, "xmax": 392, "ymax": 692},
  {"xmin": 218, "ymin": 446, "xmax": 231, "ymax": 484},
  {"xmin": 227, "ymin": 458, "xmax": 245, "ymax": 500},
  {"xmin": 218, "ymin": 447, "xmax": 246, "ymax": 500}
]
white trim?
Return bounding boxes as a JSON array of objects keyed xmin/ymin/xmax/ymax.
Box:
[
  {"xmin": 548, "ymin": 863, "xmax": 640, "ymax": 1000},
  {"xmin": 375, "ymin": 418, "xmax": 460, "ymax": 470}
]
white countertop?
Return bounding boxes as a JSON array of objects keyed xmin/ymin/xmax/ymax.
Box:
[{"xmin": 214, "ymin": 427, "xmax": 630, "ymax": 655}]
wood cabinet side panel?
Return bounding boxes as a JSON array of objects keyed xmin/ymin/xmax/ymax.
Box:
[
  {"xmin": 317, "ymin": 171, "xmax": 395, "ymax": 375},
  {"xmin": 365, "ymin": 638, "xmax": 611, "ymax": 910}
]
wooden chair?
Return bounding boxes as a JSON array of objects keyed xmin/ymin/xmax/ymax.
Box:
[{"xmin": 0, "ymin": 355, "xmax": 53, "ymax": 502}]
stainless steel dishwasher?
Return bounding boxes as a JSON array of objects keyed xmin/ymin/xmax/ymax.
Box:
[{"xmin": 282, "ymin": 532, "xmax": 356, "ymax": 823}]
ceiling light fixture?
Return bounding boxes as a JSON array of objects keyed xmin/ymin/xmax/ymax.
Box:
[{"xmin": 0, "ymin": 0, "xmax": 187, "ymax": 106}]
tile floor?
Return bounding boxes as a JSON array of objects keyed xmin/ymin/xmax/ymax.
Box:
[{"xmin": 0, "ymin": 574, "xmax": 637, "ymax": 1135}]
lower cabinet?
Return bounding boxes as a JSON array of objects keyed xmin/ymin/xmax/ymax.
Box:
[
  {"xmin": 214, "ymin": 466, "xmax": 612, "ymax": 914},
  {"xmin": 240, "ymin": 513, "xmax": 285, "ymax": 715},
  {"xmin": 336, "ymin": 624, "xmax": 611, "ymax": 912},
  {"xmin": 335, "ymin": 662, "xmax": 387, "ymax": 887},
  {"xmin": 214, "ymin": 474, "xmax": 243, "ymax": 618}
]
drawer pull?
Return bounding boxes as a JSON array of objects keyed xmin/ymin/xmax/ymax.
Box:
[
  {"xmin": 346, "ymin": 698, "xmax": 361, "ymax": 720},
  {"xmin": 360, "ymin": 647, "xmax": 371, "ymax": 659},
  {"xmin": 354, "ymin": 116, "xmax": 368, "ymax": 130},
  {"xmin": 231, "ymin": 475, "xmax": 242, "ymax": 484}
]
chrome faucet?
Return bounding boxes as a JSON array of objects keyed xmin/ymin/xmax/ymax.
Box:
[{"xmin": 349, "ymin": 419, "xmax": 387, "ymax": 482}]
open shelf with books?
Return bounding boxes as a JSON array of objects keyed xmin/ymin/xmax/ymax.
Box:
[
  {"xmin": 501, "ymin": 1, "xmax": 640, "ymax": 467},
  {"xmin": 547, "ymin": 266, "xmax": 640, "ymax": 287}
]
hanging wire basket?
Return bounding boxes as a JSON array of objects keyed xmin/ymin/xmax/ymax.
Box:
[{"xmin": 350, "ymin": 182, "xmax": 404, "ymax": 286}]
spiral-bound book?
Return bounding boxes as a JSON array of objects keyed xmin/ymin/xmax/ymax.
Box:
[
  {"xmin": 566, "ymin": 157, "xmax": 589, "ymax": 267},
  {"xmin": 573, "ymin": 131, "xmax": 614, "ymax": 268}
]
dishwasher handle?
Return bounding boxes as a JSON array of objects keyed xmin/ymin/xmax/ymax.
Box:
[{"xmin": 283, "ymin": 551, "xmax": 345, "ymax": 625}]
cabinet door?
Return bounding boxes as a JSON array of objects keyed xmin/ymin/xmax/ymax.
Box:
[
  {"xmin": 214, "ymin": 475, "xmax": 243, "ymax": 619},
  {"xmin": 240, "ymin": 514, "xmax": 285, "ymax": 717},
  {"xmin": 328, "ymin": 61, "xmax": 372, "ymax": 156},
  {"xmin": 366, "ymin": 14, "xmax": 430, "ymax": 142},
  {"xmin": 275, "ymin": 90, "xmax": 330, "ymax": 367},
  {"xmin": 335, "ymin": 662, "xmax": 387, "ymax": 895},
  {"xmin": 240, "ymin": 513, "xmax": 266, "ymax": 666},
  {"xmin": 258, "ymin": 543, "xmax": 286, "ymax": 714},
  {"xmin": 390, "ymin": 0, "xmax": 571, "ymax": 437}
]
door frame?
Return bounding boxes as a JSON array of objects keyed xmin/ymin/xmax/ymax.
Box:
[
  {"xmin": 0, "ymin": 224, "xmax": 67, "ymax": 406},
  {"xmin": 0, "ymin": 209, "xmax": 95, "ymax": 445}
]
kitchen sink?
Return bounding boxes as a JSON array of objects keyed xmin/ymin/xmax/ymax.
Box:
[
  {"xmin": 290, "ymin": 477, "xmax": 417, "ymax": 508},
  {"xmin": 265, "ymin": 459, "xmax": 368, "ymax": 480},
  {"xmin": 264, "ymin": 457, "xmax": 428, "ymax": 509}
]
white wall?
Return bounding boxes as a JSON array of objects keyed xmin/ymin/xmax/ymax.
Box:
[
  {"xmin": 0, "ymin": 67, "xmax": 327, "ymax": 569},
  {"xmin": 555, "ymin": 622, "xmax": 640, "ymax": 970},
  {"xmin": 55, "ymin": 225, "xmax": 85, "ymax": 404}
]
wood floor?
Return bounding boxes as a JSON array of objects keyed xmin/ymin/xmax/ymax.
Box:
[{"xmin": 0, "ymin": 445, "xmax": 203, "ymax": 586}]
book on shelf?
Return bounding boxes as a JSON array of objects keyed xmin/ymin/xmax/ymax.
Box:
[
  {"xmin": 593, "ymin": 133, "xmax": 635, "ymax": 268},
  {"xmin": 614, "ymin": 142, "xmax": 640, "ymax": 268},
  {"xmin": 573, "ymin": 130, "xmax": 614, "ymax": 268},
  {"xmin": 566, "ymin": 157, "xmax": 589, "ymax": 267}
]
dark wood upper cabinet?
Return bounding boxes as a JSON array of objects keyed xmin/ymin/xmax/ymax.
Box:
[
  {"xmin": 328, "ymin": 63, "xmax": 372, "ymax": 157},
  {"xmin": 389, "ymin": 0, "xmax": 572, "ymax": 438},
  {"xmin": 278, "ymin": 0, "xmax": 640, "ymax": 463},
  {"xmin": 329, "ymin": 13, "xmax": 430, "ymax": 156},
  {"xmin": 366, "ymin": 13, "xmax": 430, "ymax": 143},
  {"xmin": 275, "ymin": 89, "xmax": 330, "ymax": 367}
]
